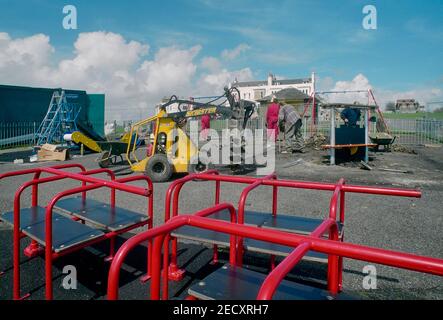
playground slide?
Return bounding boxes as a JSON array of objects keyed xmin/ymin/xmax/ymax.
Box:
[
  {"xmin": 76, "ymin": 121, "xmax": 105, "ymax": 141},
  {"xmin": 64, "ymin": 131, "xmax": 102, "ymax": 152}
]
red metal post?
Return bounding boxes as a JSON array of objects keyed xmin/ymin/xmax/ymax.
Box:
[
  {"xmin": 108, "ymin": 218, "xmax": 188, "ymax": 300},
  {"xmin": 257, "ymin": 242, "xmax": 311, "ymax": 300},
  {"xmin": 327, "ymin": 223, "xmax": 340, "ymax": 294},
  {"xmin": 164, "ymin": 171, "xmax": 219, "ymax": 280},
  {"xmin": 325, "ymin": 180, "xmax": 345, "ymax": 293},
  {"xmin": 13, "ymin": 189, "xmax": 23, "ymax": 300},
  {"xmin": 212, "ymin": 179, "xmax": 221, "ymax": 264},
  {"xmin": 272, "ymin": 185, "xmax": 278, "ymax": 216},
  {"xmin": 161, "ymin": 204, "xmax": 237, "ymax": 300},
  {"xmin": 338, "ymin": 181, "xmax": 346, "ymax": 291},
  {"xmin": 237, "ymin": 173, "xmax": 276, "ymax": 266},
  {"xmin": 116, "ymin": 175, "xmax": 154, "ymax": 280}
]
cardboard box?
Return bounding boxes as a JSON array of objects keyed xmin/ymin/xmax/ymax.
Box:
[{"xmin": 37, "ymin": 144, "xmax": 69, "ymax": 161}]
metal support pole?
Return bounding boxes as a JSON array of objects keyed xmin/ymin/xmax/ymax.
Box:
[
  {"xmin": 330, "ymin": 107, "xmax": 336, "ymax": 165},
  {"xmin": 365, "ymin": 108, "xmax": 369, "ymax": 163}
]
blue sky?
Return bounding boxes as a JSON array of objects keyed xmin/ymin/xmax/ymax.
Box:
[{"xmin": 0, "ymin": 0, "xmax": 442, "ymax": 117}]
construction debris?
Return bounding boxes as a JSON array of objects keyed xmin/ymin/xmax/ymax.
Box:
[
  {"xmin": 281, "ymin": 159, "xmax": 304, "ymax": 168},
  {"xmin": 378, "ymin": 168, "xmax": 413, "ymax": 174},
  {"xmin": 37, "ymin": 143, "xmax": 69, "ymax": 162},
  {"xmin": 29, "ymin": 154, "xmax": 38, "ymax": 163},
  {"xmin": 360, "ymin": 160, "xmax": 412, "ymax": 174},
  {"xmin": 424, "ymin": 144, "xmax": 441, "ymax": 148},
  {"xmin": 304, "ymin": 133, "xmax": 327, "ymax": 150},
  {"xmin": 391, "ymin": 144, "xmax": 417, "ymax": 154},
  {"xmin": 360, "ymin": 161, "xmax": 372, "ymax": 171}
]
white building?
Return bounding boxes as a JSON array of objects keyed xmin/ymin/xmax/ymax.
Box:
[
  {"xmin": 232, "ymin": 72, "xmax": 315, "ymax": 101},
  {"xmin": 395, "ymin": 99, "xmax": 424, "ymax": 113}
]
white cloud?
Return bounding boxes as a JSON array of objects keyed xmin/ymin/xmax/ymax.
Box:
[
  {"xmin": 321, "ymin": 74, "xmax": 443, "ymax": 110},
  {"xmin": 221, "ymin": 43, "xmax": 250, "ymax": 60},
  {"xmin": 3, "ymin": 31, "xmax": 438, "ymax": 122},
  {"xmin": 0, "ymin": 32, "xmax": 252, "ymax": 121},
  {"xmin": 198, "ymin": 67, "xmax": 253, "ymax": 95},
  {"xmin": 377, "ymin": 87, "xmax": 443, "ymax": 111},
  {"xmin": 320, "ymin": 73, "xmax": 372, "ymax": 104},
  {"xmin": 136, "ymin": 45, "xmax": 201, "ymax": 95},
  {"xmin": 0, "ymin": 32, "xmax": 54, "ymax": 67},
  {"xmin": 201, "ymin": 56, "xmax": 222, "ymax": 72}
]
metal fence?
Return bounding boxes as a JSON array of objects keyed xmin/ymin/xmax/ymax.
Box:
[
  {"xmin": 310, "ymin": 118, "xmax": 443, "ymax": 145},
  {"xmin": 385, "ymin": 119, "xmax": 443, "ymax": 145},
  {"xmin": 104, "ymin": 117, "xmax": 443, "ymax": 147},
  {"xmin": 3, "ymin": 117, "xmax": 441, "ymax": 150},
  {"xmin": 0, "ymin": 122, "xmax": 37, "ymax": 150},
  {"xmin": 105, "ymin": 120, "xmax": 134, "ymax": 139}
]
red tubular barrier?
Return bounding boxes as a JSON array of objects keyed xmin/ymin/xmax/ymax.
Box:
[
  {"xmin": 11, "ymin": 168, "xmax": 117, "ymax": 299},
  {"xmin": 115, "ymin": 175, "xmax": 154, "ymax": 281},
  {"xmin": 0, "ymin": 163, "xmax": 88, "ymax": 207},
  {"xmin": 257, "ymin": 242, "xmax": 311, "ymax": 300},
  {"xmin": 3, "ymin": 164, "xmax": 89, "ymax": 299},
  {"xmin": 0, "ymin": 164, "xmax": 87, "ymax": 182},
  {"xmin": 236, "ymin": 173, "xmax": 276, "ymax": 265},
  {"xmin": 164, "ymin": 172, "xmax": 420, "ymax": 279},
  {"xmin": 0, "ymin": 163, "xmax": 90, "ymax": 264},
  {"xmin": 42, "ymin": 167, "xmax": 150, "ymax": 196},
  {"xmin": 160, "ymin": 204, "xmax": 237, "ymax": 300},
  {"xmin": 169, "ymin": 173, "xmax": 421, "ymax": 199},
  {"xmin": 42, "ymin": 175, "xmax": 152, "ymax": 300},
  {"xmin": 107, "ymin": 203, "xmax": 236, "ymax": 300},
  {"xmin": 107, "ymin": 214, "xmax": 443, "ymax": 300},
  {"xmin": 163, "ymin": 170, "xmax": 219, "ymax": 280},
  {"xmin": 3, "ymin": 164, "xmax": 153, "ymax": 300}
]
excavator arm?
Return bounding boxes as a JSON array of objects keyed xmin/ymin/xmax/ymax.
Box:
[{"xmin": 159, "ymin": 86, "xmax": 257, "ymax": 129}]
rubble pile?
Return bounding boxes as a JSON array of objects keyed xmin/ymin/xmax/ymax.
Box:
[
  {"xmin": 391, "ymin": 144, "xmax": 417, "ymax": 154},
  {"xmin": 304, "ymin": 133, "xmax": 327, "ymax": 150}
]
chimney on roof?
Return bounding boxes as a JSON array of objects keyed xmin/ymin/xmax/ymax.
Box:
[{"xmin": 268, "ymin": 73, "xmax": 273, "ymax": 87}]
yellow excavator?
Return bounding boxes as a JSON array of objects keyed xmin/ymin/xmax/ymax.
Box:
[{"xmin": 120, "ymin": 87, "xmax": 256, "ymax": 182}]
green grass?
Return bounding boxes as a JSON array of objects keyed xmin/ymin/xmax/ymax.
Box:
[{"xmin": 383, "ymin": 112, "xmax": 443, "ymax": 120}]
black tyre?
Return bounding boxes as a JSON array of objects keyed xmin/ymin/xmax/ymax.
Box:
[
  {"xmin": 98, "ymin": 151, "xmax": 111, "ymax": 168},
  {"xmin": 189, "ymin": 161, "xmax": 208, "ymax": 174},
  {"xmin": 188, "ymin": 157, "xmax": 213, "ymax": 174},
  {"xmin": 145, "ymin": 154, "xmax": 173, "ymax": 182}
]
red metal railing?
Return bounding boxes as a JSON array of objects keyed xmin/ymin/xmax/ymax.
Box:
[
  {"xmin": 107, "ymin": 209, "xmax": 443, "ymax": 300},
  {"xmin": 42, "ymin": 175, "xmax": 152, "ymax": 300},
  {"xmin": 236, "ymin": 173, "xmax": 277, "ymax": 265},
  {"xmin": 162, "ymin": 170, "xmax": 220, "ymax": 280},
  {"xmin": 0, "ymin": 164, "xmax": 89, "ymax": 278},
  {"xmin": 108, "ymin": 204, "xmax": 237, "ymax": 300},
  {"xmin": 257, "ymin": 242, "xmax": 311, "ymax": 299},
  {"xmin": 163, "ymin": 172, "xmax": 421, "ymax": 279},
  {"xmin": 11, "ymin": 168, "xmax": 117, "ymax": 299},
  {"xmin": 0, "ymin": 164, "xmax": 154, "ymax": 300}
]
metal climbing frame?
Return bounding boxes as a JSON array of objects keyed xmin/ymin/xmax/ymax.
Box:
[
  {"xmin": 107, "ymin": 204, "xmax": 443, "ymax": 300},
  {"xmin": 0, "ymin": 164, "xmax": 154, "ymax": 300},
  {"xmin": 35, "ymin": 90, "xmax": 81, "ymax": 145},
  {"xmin": 162, "ymin": 172, "xmax": 421, "ymax": 280}
]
